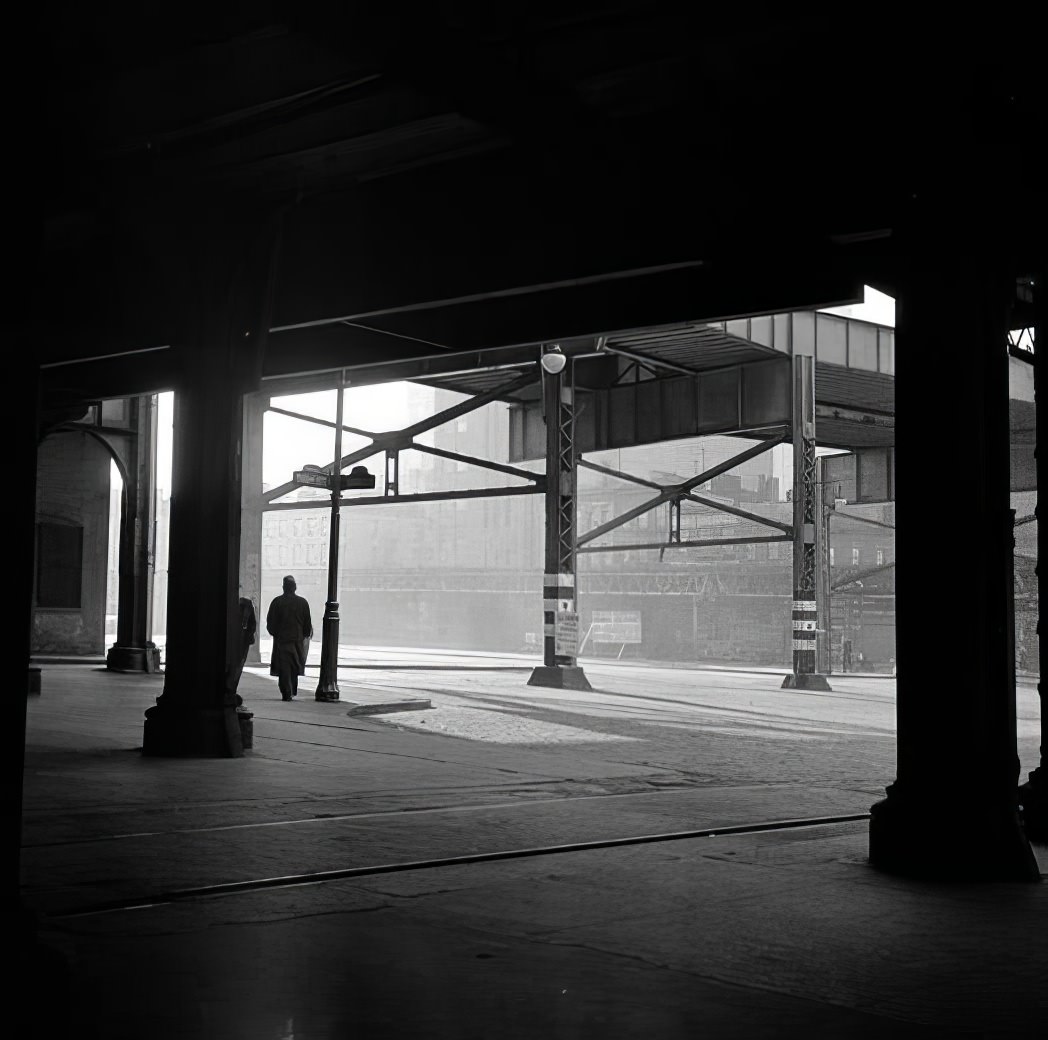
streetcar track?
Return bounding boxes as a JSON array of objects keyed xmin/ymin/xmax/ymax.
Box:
[
  {"xmin": 24, "ymin": 781, "xmax": 838, "ymax": 847},
  {"xmin": 50, "ymin": 812, "xmax": 872, "ymax": 919}
]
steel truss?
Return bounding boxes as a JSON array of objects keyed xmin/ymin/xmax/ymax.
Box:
[
  {"xmin": 576, "ymin": 433, "xmax": 792, "ymax": 556},
  {"xmin": 261, "ymin": 368, "xmax": 545, "ymax": 512}
]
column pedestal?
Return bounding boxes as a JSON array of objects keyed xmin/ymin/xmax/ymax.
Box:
[
  {"xmin": 528, "ymin": 666, "xmax": 592, "ymax": 691},
  {"xmin": 781, "ymin": 672, "xmax": 832, "ymax": 691},
  {"xmin": 143, "ymin": 703, "xmax": 243, "ymax": 758},
  {"xmin": 106, "ymin": 644, "xmax": 161, "ymax": 673},
  {"xmin": 871, "ymin": 782, "xmax": 1040, "ymax": 881}
]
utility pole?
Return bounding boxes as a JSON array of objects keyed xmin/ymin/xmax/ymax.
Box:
[
  {"xmin": 293, "ymin": 373, "xmax": 375, "ymax": 703},
  {"xmin": 314, "ymin": 373, "xmax": 346, "ymax": 702}
]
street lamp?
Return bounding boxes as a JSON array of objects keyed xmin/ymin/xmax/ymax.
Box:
[
  {"xmin": 540, "ymin": 345, "xmax": 567, "ymax": 374},
  {"xmin": 293, "ymin": 373, "xmax": 375, "ymax": 702}
]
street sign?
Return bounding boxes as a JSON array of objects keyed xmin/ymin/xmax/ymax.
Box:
[
  {"xmin": 339, "ymin": 466, "xmax": 376, "ymax": 490},
  {"xmin": 292, "ymin": 466, "xmax": 376, "ymax": 491},
  {"xmin": 294, "ymin": 469, "xmax": 331, "ymax": 489}
]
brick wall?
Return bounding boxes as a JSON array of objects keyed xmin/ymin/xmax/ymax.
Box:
[{"xmin": 34, "ymin": 431, "xmax": 112, "ymax": 654}]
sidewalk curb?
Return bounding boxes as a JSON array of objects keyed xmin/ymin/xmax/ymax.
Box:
[{"xmin": 345, "ymin": 699, "xmax": 433, "ymax": 717}]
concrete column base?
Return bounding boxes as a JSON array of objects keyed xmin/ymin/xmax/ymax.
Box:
[
  {"xmin": 28, "ymin": 667, "xmax": 41, "ymax": 696},
  {"xmin": 1018, "ymin": 770, "xmax": 1048, "ymax": 842},
  {"xmin": 107, "ymin": 645, "xmax": 162, "ymax": 673},
  {"xmin": 869, "ymin": 786, "xmax": 1041, "ymax": 881},
  {"xmin": 528, "ymin": 666, "xmax": 592, "ymax": 691},
  {"xmin": 142, "ymin": 703, "xmax": 244, "ymax": 758},
  {"xmin": 236, "ymin": 709, "xmax": 254, "ymax": 750},
  {"xmin": 781, "ymin": 672, "xmax": 832, "ymax": 691}
]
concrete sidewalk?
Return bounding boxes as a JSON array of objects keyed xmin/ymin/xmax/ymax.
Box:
[{"xmin": 18, "ymin": 665, "xmax": 1048, "ymax": 1039}]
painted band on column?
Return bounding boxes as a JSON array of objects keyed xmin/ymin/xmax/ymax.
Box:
[{"xmin": 791, "ymin": 599, "xmax": 818, "ymax": 660}]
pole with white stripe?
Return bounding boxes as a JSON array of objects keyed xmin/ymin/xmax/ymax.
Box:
[
  {"xmin": 529, "ymin": 346, "xmax": 591, "ymax": 691},
  {"xmin": 783, "ymin": 346, "xmax": 831, "ymax": 690}
]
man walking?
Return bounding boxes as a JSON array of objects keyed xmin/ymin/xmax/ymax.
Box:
[{"xmin": 266, "ymin": 575, "xmax": 313, "ymax": 700}]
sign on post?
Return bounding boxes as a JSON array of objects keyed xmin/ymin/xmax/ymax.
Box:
[
  {"xmin": 293, "ymin": 469, "xmax": 331, "ymax": 489},
  {"xmin": 555, "ymin": 610, "xmax": 579, "ymax": 657}
]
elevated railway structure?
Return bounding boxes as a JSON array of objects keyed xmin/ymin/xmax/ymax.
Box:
[
  {"xmin": 252, "ymin": 307, "xmax": 898, "ymax": 692},
  {"xmin": 23, "ymin": 5, "xmax": 1045, "ymax": 886}
]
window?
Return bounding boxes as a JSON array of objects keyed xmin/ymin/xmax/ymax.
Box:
[
  {"xmin": 852, "ymin": 547, "xmax": 860, "ymax": 566},
  {"xmin": 876, "ymin": 549, "xmax": 884, "ymax": 566},
  {"xmin": 829, "ymin": 547, "xmax": 835, "ymax": 566},
  {"xmin": 36, "ymin": 523, "xmax": 83, "ymax": 608},
  {"xmin": 591, "ymin": 502, "xmax": 611, "ymax": 529}
]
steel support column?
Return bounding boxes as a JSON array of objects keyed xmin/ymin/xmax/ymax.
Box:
[
  {"xmin": 107, "ymin": 395, "xmax": 161, "ymax": 673},
  {"xmin": 816, "ymin": 457, "xmax": 834, "ymax": 676},
  {"xmin": 782, "ymin": 350, "xmax": 830, "ymax": 690},
  {"xmin": 868, "ymin": 213, "xmax": 1039, "ymax": 880},
  {"xmin": 529, "ymin": 354, "xmax": 591, "ymax": 691},
  {"xmin": 1019, "ymin": 272, "xmax": 1046, "ymax": 840},
  {"xmin": 239, "ymin": 392, "xmax": 268, "ymax": 668}
]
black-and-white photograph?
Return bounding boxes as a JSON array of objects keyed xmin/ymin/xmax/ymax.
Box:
[{"xmin": 15, "ymin": 4, "xmax": 1045, "ymax": 1038}]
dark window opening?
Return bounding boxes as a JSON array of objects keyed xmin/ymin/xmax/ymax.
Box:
[{"xmin": 36, "ymin": 522, "xmax": 83, "ymax": 608}]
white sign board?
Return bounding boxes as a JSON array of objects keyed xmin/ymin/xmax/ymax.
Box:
[
  {"xmin": 590, "ymin": 610, "xmax": 642, "ymax": 644},
  {"xmin": 555, "ymin": 611, "xmax": 579, "ymax": 657}
]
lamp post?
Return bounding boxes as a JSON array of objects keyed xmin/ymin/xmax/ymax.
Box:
[
  {"xmin": 314, "ymin": 376, "xmax": 345, "ymax": 702},
  {"xmin": 293, "ymin": 373, "xmax": 374, "ymax": 703}
]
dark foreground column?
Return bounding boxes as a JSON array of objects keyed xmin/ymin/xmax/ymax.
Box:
[
  {"xmin": 142, "ymin": 355, "xmax": 246, "ymax": 755},
  {"xmin": 1018, "ymin": 269, "xmax": 1046, "ymax": 840},
  {"xmin": 143, "ymin": 223, "xmax": 274, "ymax": 756},
  {"xmin": 869, "ymin": 219, "xmax": 1040, "ymax": 880},
  {"xmin": 529, "ymin": 351, "xmax": 591, "ymax": 691}
]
